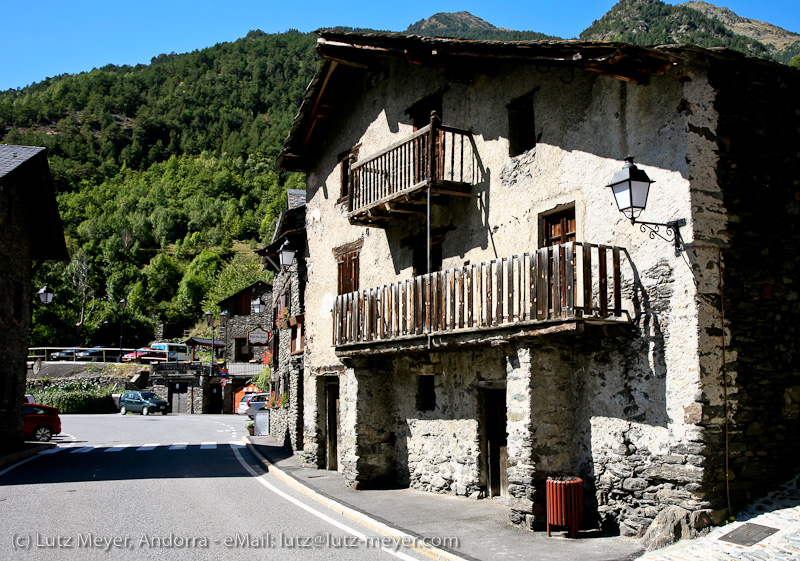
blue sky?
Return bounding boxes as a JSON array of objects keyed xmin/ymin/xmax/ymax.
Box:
[{"xmin": 2, "ymin": 1, "xmax": 799, "ymax": 90}]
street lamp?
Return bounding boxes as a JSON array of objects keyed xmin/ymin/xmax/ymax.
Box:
[
  {"xmin": 118, "ymin": 298, "xmax": 127, "ymax": 363},
  {"xmin": 607, "ymin": 156, "xmax": 686, "ymax": 256},
  {"xmin": 253, "ymin": 299, "xmax": 265, "ymax": 314},
  {"xmin": 220, "ymin": 309, "xmax": 230, "ymax": 369},
  {"xmin": 37, "ymin": 286, "xmax": 54, "ymax": 304},
  {"xmin": 205, "ymin": 310, "xmax": 216, "ymax": 377},
  {"xmin": 279, "ymin": 239, "xmax": 296, "ymax": 267}
]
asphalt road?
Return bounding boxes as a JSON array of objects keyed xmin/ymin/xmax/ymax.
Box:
[{"xmin": 0, "ymin": 414, "xmax": 426, "ymax": 561}]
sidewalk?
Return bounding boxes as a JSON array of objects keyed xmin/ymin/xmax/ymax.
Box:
[{"xmin": 246, "ymin": 435, "xmax": 644, "ymax": 561}]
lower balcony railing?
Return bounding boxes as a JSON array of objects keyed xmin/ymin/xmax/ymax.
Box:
[{"xmin": 333, "ymin": 242, "xmax": 630, "ymax": 347}]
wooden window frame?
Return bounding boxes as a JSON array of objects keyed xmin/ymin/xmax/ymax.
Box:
[
  {"xmin": 333, "ymin": 239, "xmax": 364, "ymax": 296},
  {"xmin": 337, "ymin": 146, "xmax": 360, "ymax": 204}
]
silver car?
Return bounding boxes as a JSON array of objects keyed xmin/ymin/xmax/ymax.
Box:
[{"xmin": 243, "ymin": 393, "xmax": 270, "ymax": 418}]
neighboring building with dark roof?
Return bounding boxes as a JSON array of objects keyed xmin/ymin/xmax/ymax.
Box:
[
  {"xmin": 277, "ymin": 30, "xmax": 800, "ymax": 542},
  {"xmin": 256, "ymin": 190, "xmax": 306, "ymax": 451},
  {"xmin": 0, "ymin": 145, "xmax": 68, "ymax": 451}
]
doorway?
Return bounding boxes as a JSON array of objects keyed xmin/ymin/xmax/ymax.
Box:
[
  {"xmin": 324, "ymin": 378, "xmax": 340, "ymax": 471},
  {"xmin": 208, "ymin": 383, "xmax": 222, "ymax": 414},
  {"xmin": 482, "ymin": 389, "xmax": 508, "ymax": 498},
  {"xmin": 169, "ymin": 382, "xmax": 188, "ymax": 413}
]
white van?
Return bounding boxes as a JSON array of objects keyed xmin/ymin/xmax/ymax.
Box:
[{"xmin": 149, "ymin": 342, "xmax": 191, "ymax": 362}]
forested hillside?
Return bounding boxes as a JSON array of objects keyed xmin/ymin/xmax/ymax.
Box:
[{"xmin": 2, "ymin": 30, "xmax": 317, "ymax": 347}]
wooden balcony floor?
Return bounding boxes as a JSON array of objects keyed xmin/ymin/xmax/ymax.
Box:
[{"xmin": 347, "ymin": 179, "xmax": 474, "ymax": 228}]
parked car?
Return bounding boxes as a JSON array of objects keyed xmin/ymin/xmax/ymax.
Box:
[
  {"xmin": 149, "ymin": 342, "xmax": 191, "ymax": 362},
  {"xmin": 245, "ymin": 393, "xmax": 270, "ymax": 419},
  {"xmin": 76, "ymin": 346, "xmax": 115, "ymax": 361},
  {"xmin": 23, "ymin": 404, "xmax": 61, "ymax": 442},
  {"xmin": 122, "ymin": 347, "xmax": 160, "ymax": 363},
  {"xmin": 118, "ymin": 391, "xmax": 169, "ymax": 415},
  {"xmin": 237, "ymin": 393, "xmax": 262, "ymax": 415},
  {"xmin": 24, "ymin": 394, "xmax": 35, "ymax": 404},
  {"xmin": 50, "ymin": 348, "xmax": 80, "ymax": 360}
]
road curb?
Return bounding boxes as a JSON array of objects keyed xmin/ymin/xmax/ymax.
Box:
[
  {"xmin": 0, "ymin": 442, "xmax": 56, "ymax": 471},
  {"xmin": 243, "ymin": 436, "xmax": 469, "ymax": 561}
]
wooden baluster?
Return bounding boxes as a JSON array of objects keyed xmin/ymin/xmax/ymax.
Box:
[
  {"xmin": 467, "ymin": 265, "xmax": 474, "ymax": 327},
  {"xmin": 599, "ymin": 246, "xmax": 608, "ymax": 318},
  {"xmin": 613, "ymin": 246, "xmax": 622, "ymax": 317},
  {"xmin": 583, "ymin": 243, "xmax": 593, "ymax": 316},
  {"xmin": 537, "ymin": 247, "xmax": 548, "ymax": 320},
  {"xmin": 553, "ymin": 246, "xmax": 562, "ymax": 319},
  {"xmin": 476, "ymin": 263, "xmax": 483, "ymax": 327},
  {"xmin": 485, "ymin": 262, "xmax": 491, "ymax": 326},
  {"xmin": 565, "ymin": 243, "xmax": 575, "ymax": 318},
  {"xmin": 507, "ymin": 255, "xmax": 514, "ymax": 322},
  {"xmin": 496, "ymin": 258, "xmax": 504, "ymax": 325}
]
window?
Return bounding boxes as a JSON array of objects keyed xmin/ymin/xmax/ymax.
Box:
[
  {"xmin": 235, "ymin": 338, "xmax": 253, "ymax": 361},
  {"xmin": 333, "ymin": 239, "xmax": 363, "ymax": 295},
  {"xmin": 338, "ymin": 146, "xmax": 359, "ymax": 203},
  {"xmin": 540, "ymin": 206, "xmax": 576, "ymax": 248},
  {"xmin": 234, "ymin": 292, "xmax": 250, "ymax": 315},
  {"xmin": 290, "ymin": 316, "xmax": 305, "ymax": 355},
  {"xmin": 412, "ymin": 240, "xmax": 443, "ymax": 277},
  {"xmin": 417, "ymin": 375, "xmax": 436, "ymax": 411},
  {"xmin": 507, "ymin": 90, "xmax": 537, "ymax": 157}
]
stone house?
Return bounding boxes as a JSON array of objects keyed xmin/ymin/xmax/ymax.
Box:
[
  {"xmin": 218, "ymin": 280, "xmax": 273, "ymax": 411},
  {"xmin": 0, "ymin": 145, "xmax": 68, "ymax": 452},
  {"xmin": 275, "ymin": 31, "xmax": 800, "ymax": 537},
  {"xmin": 256, "ymin": 189, "xmax": 307, "ymax": 451}
]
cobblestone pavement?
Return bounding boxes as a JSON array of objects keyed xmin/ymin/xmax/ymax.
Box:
[{"xmin": 637, "ymin": 475, "xmax": 800, "ymax": 561}]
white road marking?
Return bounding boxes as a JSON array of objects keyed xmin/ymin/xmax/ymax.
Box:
[
  {"xmin": 169, "ymin": 443, "xmax": 188, "ymax": 450},
  {"xmin": 200, "ymin": 442, "xmax": 217, "ymax": 449},
  {"xmin": 230, "ymin": 446, "xmax": 418, "ymax": 561},
  {"xmin": 104, "ymin": 445, "xmax": 130, "ymax": 452},
  {"xmin": 71, "ymin": 446, "xmax": 96, "ymax": 453},
  {"xmin": 136, "ymin": 444, "xmax": 159, "ymax": 451}
]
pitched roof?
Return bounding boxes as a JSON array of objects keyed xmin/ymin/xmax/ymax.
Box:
[
  {"xmin": 0, "ymin": 145, "xmax": 69, "ymax": 261},
  {"xmin": 276, "ymin": 30, "xmax": 795, "ymax": 173},
  {"xmin": 0, "ymin": 145, "xmax": 46, "ymax": 177}
]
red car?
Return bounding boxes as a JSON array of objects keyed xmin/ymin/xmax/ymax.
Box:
[
  {"xmin": 23, "ymin": 404, "xmax": 61, "ymax": 442},
  {"xmin": 122, "ymin": 347, "xmax": 165, "ymax": 363}
]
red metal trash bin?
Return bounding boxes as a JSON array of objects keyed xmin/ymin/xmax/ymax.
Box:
[{"xmin": 546, "ymin": 476, "xmax": 583, "ymax": 538}]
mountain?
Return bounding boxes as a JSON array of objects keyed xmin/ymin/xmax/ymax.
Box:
[
  {"xmin": 406, "ymin": 11, "xmax": 559, "ymax": 41},
  {"xmin": 579, "ymin": 0, "xmax": 775, "ymax": 60},
  {"xmin": 681, "ymin": 1, "xmax": 800, "ymax": 62}
]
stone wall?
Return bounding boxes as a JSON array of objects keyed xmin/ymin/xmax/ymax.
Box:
[
  {"xmin": 699, "ymin": 57, "xmax": 800, "ymax": 508},
  {"xmin": 269, "ymin": 257, "xmax": 304, "ymax": 450},
  {"xmin": 0, "ymin": 174, "xmax": 32, "ymax": 452}
]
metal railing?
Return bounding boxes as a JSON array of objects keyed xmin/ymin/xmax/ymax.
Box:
[{"xmin": 333, "ymin": 242, "xmax": 629, "ymax": 346}]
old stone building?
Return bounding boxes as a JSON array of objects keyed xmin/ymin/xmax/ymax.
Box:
[
  {"xmin": 0, "ymin": 145, "xmax": 68, "ymax": 452},
  {"xmin": 256, "ymin": 189, "xmax": 306, "ymax": 451},
  {"xmin": 218, "ymin": 281, "xmax": 273, "ymax": 412},
  {"xmin": 276, "ymin": 31, "xmax": 800, "ymax": 537}
]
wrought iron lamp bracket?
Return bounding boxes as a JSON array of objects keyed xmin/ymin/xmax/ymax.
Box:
[{"xmin": 631, "ymin": 218, "xmax": 686, "ymax": 256}]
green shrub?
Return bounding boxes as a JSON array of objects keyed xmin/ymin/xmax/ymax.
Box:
[{"xmin": 31, "ymin": 380, "xmax": 123, "ymax": 413}]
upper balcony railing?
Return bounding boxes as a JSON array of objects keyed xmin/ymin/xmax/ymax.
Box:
[
  {"xmin": 333, "ymin": 242, "xmax": 630, "ymax": 348},
  {"xmin": 347, "ymin": 117, "xmax": 479, "ymax": 225}
]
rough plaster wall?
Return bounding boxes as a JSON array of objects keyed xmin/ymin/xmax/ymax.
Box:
[{"xmin": 301, "ymin": 58, "xmax": 709, "ymax": 529}]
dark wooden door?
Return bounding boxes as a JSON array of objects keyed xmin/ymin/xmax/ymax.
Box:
[
  {"xmin": 542, "ymin": 208, "xmax": 576, "ymax": 315},
  {"xmin": 325, "ymin": 379, "xmax": 340, "ymax": 471},
  {"xmin": 483, "ymin": 389, "xmax": 508, "ymax": 498},
  {"xmin": 208, "ymin": 383, "xmax": 222, "ymax": 414}
]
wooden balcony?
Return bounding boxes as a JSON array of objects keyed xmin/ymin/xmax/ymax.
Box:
[
  {"xmin": 333, "ymin": 242, "xmax": 632, "ymax": 356},
  {"xmin": 347, "ymin": 119, "xmax": 479, "ymax": 227}
]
